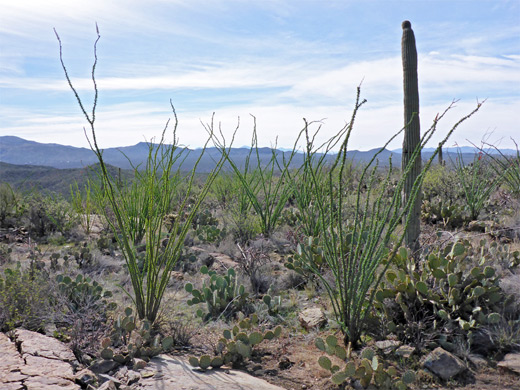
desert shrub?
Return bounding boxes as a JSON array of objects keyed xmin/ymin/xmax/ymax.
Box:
[
  {"xmin": 421, "ymin": 164, "xmax": 466, "ymax": 227},
  {"xmin": 484, "ymin": 139, "xmax": 520, "ymax": 197},
  {"xmin": 70, "ymin": 179, "xmax": 96, "ymax": 235},
  {"xmin": 0, "ymin": 243, "xmax": 12, "ymax": 265},
  {"xmin": 453, "ymin": 150, "xmax": 506, "ymax": 220},
  {"xmin": 0, "ymin": 183, "xmax": 23, "ymax": 228},
  {"xmin": 99, "ymin": 306, "xmax": 174, "ymax": 364},
  {"xmin": 422, "ymin": 164, "xmax": 461, "ymax": 203},
  {"xmin": 24, "ymin": 193, "xmax": 78, "ymax": 238},
  {"xmin": 0, "ymin": 263, "xmax": 55, "ymax": 331},
  {"xmin": 474, "ymin": 315, "xmax": 520, "ymax": 357},
  {"xmin": 192, "ymin": 209, "xmax": 226, "ymax": 244},
  {"xmin": 55, "ymin": 273, "xmax": 116, "ymax": 362},
  {"xmin": 236, "ymin": 243, "xmax": 271, "ymax": 294},
  {"xmin": 315, "ymin": 339, "xmax": 415, "ymax": 389}
]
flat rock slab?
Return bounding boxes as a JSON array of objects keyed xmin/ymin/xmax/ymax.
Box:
[
  {"xmin": 135, "ymin": 354, "xmax": 285, "ymax": 390},
  {"xmin": 498, "ymin": 353, "xmax": 520, "ymax": 375},
  {"xmin": 15, "ymin": 328, "xmax": 77, "ymax": 362},
  {"xmin": 0, "ymin": 332, "xmax": 28, "ymax": 390},
  {"xmin": 0, "ymin": 330, "xmax": 80, "ymax": 390}
]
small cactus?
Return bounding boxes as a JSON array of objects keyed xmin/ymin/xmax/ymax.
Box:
[
  {"xmin": 188, "ymin": 314, "xmax": 282, "ymax": 370},
  {"xmin": 99, "ymin": 306, "xmax": 174, "ymax": 364},
  {"xmin": 185, "ymin": 266, "xmax": 249, "ymax": 321},
  {"xmin": 315, "ymin": 335, "xmax": 414, "ymax": 389}
]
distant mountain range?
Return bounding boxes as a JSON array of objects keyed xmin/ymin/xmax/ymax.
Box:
[{"xmin": 0, "ymin": 135, "xmax": 515, "ymax": 172}]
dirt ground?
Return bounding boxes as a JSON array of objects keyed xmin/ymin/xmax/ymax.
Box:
[{"xmin": 187, "ymin": 326, "xmax": 520, "ymax": 390}]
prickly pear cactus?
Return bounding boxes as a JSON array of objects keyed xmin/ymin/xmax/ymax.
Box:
[
  {"xmin": 375, "ymin": 241, "xmax": 511, "ymax": 345},
  {"xmin": 315, "ymin": 335, "xmax": 415, "ymax": 389},
  {"xmin": 185, "ymin": 266, "xmax": 249, "ymax": 321},
  {"xmin": 189, "ymin": 314, "xmax": 282, "ymax": 370},
  {"xmin": 56, "ymin": 273, "xmax": 114, "ymax": 313},
  {"xmin": 99, "ymin": 307, "xmax": 174, "ymax": 364}
]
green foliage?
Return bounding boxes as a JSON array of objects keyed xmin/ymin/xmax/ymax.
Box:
[
  {"xmin": 315, "ymin": 336, "xmax": 415, "ymax": 389},
  {"xmin": 100, "ymin": 307, "xmax": 173, "ymax": 363},
  {"xmin": 421, "ymin": 164, "xmax": 466, "ymax": 227},
  {"xmin": 0, "ymin": 183, "xmax": 22, "ymax": 228},
  {"xmin": 262, "ymin": 288, "xmax": 283, "ymax": 317},
  {"xmin": 0, "ymin": 263, "xmax": 54, "ymax": 331},
  {"xmin": 192, "ymin": 209, "xmax": 226, "ymax": 244},
  {"xmin": 453, "ymin": 149, "xmax": 505, "ymax": 220},
  {"xmin": 56, "ymin": 28, "xmax": 227, "ymax": 323},
  {"xmin": 63, "ymin": 242, "xmax": 94, "ymax": 268},
  {"xmin": 70, "ymin": 179, "xmax": 95, "ymax": 235},
  {"xmin": 25, "ymin": 193, "xmax": 78, "ymax": 238},
  {"xmin": 56, "ymin": 273, "xmax": 115, "ymax": 314},
  {"xmin": 484, "ymin": 140, "xmax": 520, "ymax": 196},
  {"xmin": 217, "ymin": 122, "xmax": 296, "ymax": 237},
  {"xmin": 422, "ymin": 199, "xmax": 466, "ymax": 228},
  {"xmin": 375, "ymin": 240, "xmax": 514, "ymax": 348},
  {"xmin": 188, "ymin": 314, "xmax": 282, "ymax": 369},
  {"xmin": 185, "ymin": 266, "xmax": 249, "ymax": 321},
  {"xmin": 286, "ymin": 92, "xmax": 482, "ymax": 348},
  {"xmin": 0, "ymin": 243, "xmax": 12, "ymax": 265},
  {"xmin": 286, "ymin": 236, "xmax": 325, "ymax": 285}
]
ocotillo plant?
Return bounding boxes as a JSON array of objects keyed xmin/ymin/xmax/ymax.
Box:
[
  {"xmin": 55, "ymin": 27, "xmax": 227, "ymax": 323},
  {"xmin": 401, "ymin": 20, "xmax": 422, "ymax": 253}
]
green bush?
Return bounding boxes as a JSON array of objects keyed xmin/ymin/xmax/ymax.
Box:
[
  {"xmin": 25, "ymin": 193, "xmax": 78, "ymax": 238},
  {"xmin": 0, "ymin": 263, "xmax": 55, "ymax": 331},
  {"xmin": 0, "ymin": 183, "xmax": 23, "ymax": 228}
]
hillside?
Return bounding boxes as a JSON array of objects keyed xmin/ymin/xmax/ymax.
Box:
[{"xmin": 0, "ymin": 162, "xmax": 133, "ymax": 198}]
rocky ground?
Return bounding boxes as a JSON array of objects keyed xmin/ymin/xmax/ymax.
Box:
[
  {"xmin": 0, "ymin": 329, "xmax": 286, "ymax": 390},
  {"xmin": 1, "ymin": 328, "xmax": 519, "ymax": 390}
]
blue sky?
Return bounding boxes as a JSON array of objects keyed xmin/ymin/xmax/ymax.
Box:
[{"xmin": 1, "ymin": 0, "xmax": 519, "ymax": 150}]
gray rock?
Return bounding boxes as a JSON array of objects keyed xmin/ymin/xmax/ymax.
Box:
[
  {"xmin": 467, "ymin": 354, "xmax": 488, "ymax": 370},
  {"xmin": 126, "ymin": 369, "xmax": 141, "ymax": 385},
  {"xmin": 99, "ymin": 373, "xmax": 122, "ymax": 386},
  {"xmin": 423, "ymin": 347, "xmax": 466, "ymax": 380},
  {"xmin": 498, "ymin": 353, "xmax": 520, "ymax": 375},
  {"xmin": 395, "ymin": 345, "xmax": 415, "ymax": 359},
  {"xmin": 75, "ymin": 368, "xmax": 97, "ymax": 387},
  {"xmin": 98, "ymin": 380, "xmax": 118, "ymax": 390},
  {"xmin": 298, "ymin": 308, "xmax": 327, "ymax": 330},
  {"xmin": 133, "ymin": 358, "xmax": 147, "ymax": 370},
  {"xmin": 0, "ymin": 333, "xmax": 28, "ymax": 390},
  {"xmin": 90, "ymin": 359, "xmax": 121, "ymax": 374},
  {"xmin": 375, "ymin": 340, "xmax": 401, "ymax": 353}
]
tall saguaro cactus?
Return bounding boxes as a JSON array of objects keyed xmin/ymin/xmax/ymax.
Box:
[{"xmin": 401, "ymin": 20, "xmax": 421, "ymax": 253}]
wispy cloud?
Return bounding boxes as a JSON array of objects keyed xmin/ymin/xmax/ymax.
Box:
[{"xmin": 1, "ymin": 0, "xmax": 518, "ymax": 149}]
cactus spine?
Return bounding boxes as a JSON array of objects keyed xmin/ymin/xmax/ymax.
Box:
[{"xmin": 401, "ymin": 20, "xmax": 421, "ymax": 253}]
